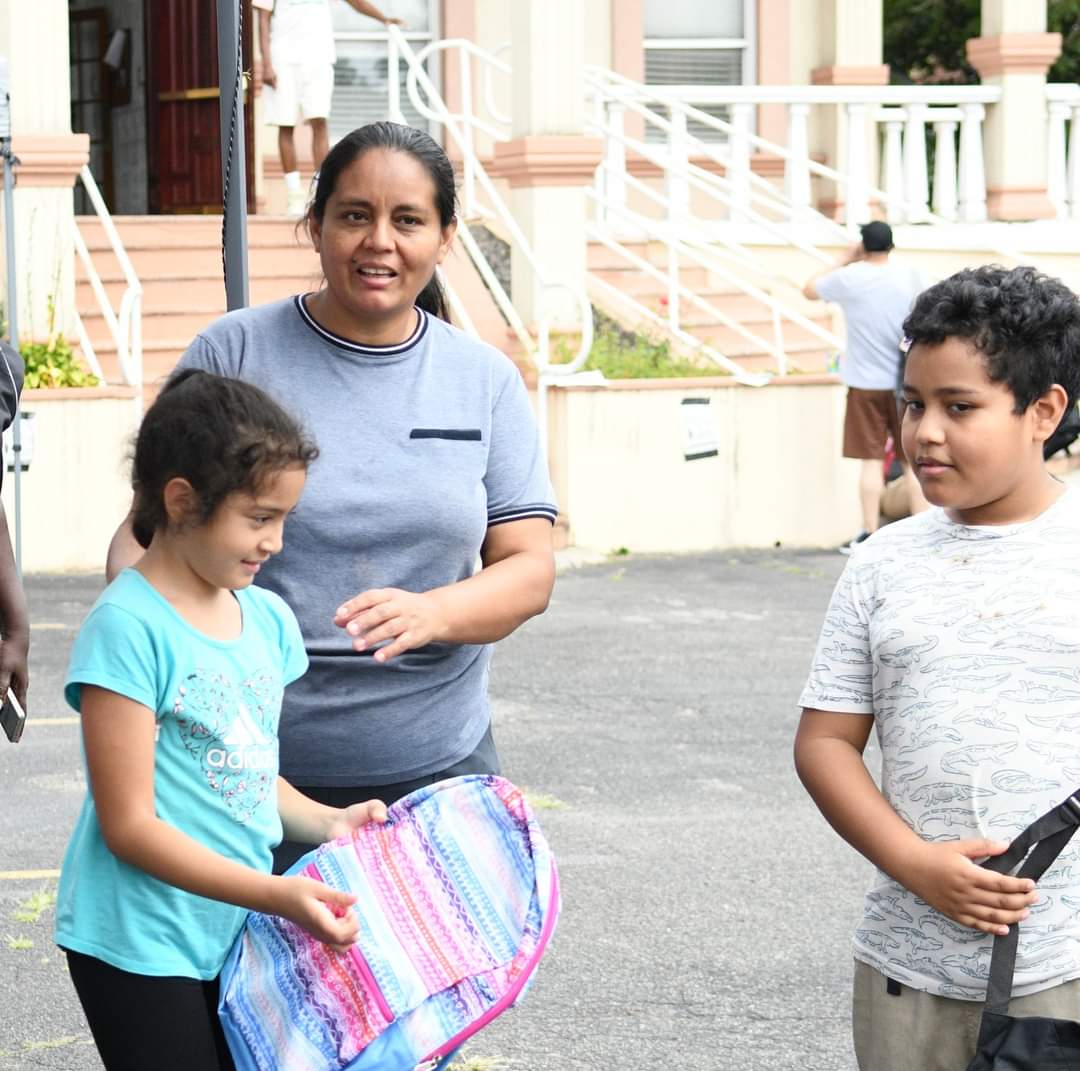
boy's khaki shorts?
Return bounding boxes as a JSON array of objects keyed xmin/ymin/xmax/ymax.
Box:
[{"xmin": 853, "ymin": 959, "xmax": 1080, "ymax": 1071}]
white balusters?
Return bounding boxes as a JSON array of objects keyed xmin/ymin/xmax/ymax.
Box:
[
  {"xmin": 1047, "ymin": 99, "xmax": 1070, "ymax": 219},
  {"xmin": 844, "ymin": 102, "xmax": 870, "ymax": 228},
  {"xmin": 957, "ymin": 102, "xmax": 987, "ymax": 223},
  {"xmin": 903, "ymin": 103, "xmax": 930, "ymax": 222},
  {"xmin": 879, "ymin": 112, "xmax": 905, "ymax": 222},
  {"xmin": 728, "ymin": 102, "xmax": 753, "ymax": 223},
  {"xmin": 666, "ymin": 104, "xmax": 690, "ymax": 231},
  {"xmin": 600, "ymin": 99, "xmax": 627, "ymax": 227},
  {"xmin": 931, "ymin": 118, "xmax": 959, "ymax": 221},
  {"xmin": 784, "ymin": 103, "xmax": 812, "ymax": 223},
  {"xmin": 1068, "ymin": 102, "xmax": 1080, "ymax": 220}
]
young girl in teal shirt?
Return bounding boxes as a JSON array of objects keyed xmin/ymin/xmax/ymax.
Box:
[{"xmin": 55, "ymin": 370, "xmax": 387, "ymax": 1070}]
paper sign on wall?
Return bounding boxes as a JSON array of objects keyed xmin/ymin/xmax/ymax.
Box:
[{"xmin": 681, "ymin": 397, "xmax": 718, "ymax": 461}]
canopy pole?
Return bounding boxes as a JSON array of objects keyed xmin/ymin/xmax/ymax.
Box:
[{"xmin": 217, "ymin": 0, "xmax": 250, "ymax": 310}]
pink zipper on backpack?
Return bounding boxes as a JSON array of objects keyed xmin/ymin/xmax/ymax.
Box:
[{"xmin": 418, "ymin": 865, "xmax": 562, "ymax": 1065}]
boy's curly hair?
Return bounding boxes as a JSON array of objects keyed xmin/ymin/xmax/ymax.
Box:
[
  {"xmin": 131, "ymin": 369, "xmax": 319, "ymax": 548},
  {"xmin": 901, "ymin": 264, "xmax": 1080, "ymax": 413}
]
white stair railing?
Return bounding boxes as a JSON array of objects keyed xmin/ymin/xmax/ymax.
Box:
[
  {"xmin": 73, "ymin": 165, "xmax": 142, "ymax": 390},
  {"xmin": 386, "ymin": 26, "xmax": 593, "ymax": 389}
]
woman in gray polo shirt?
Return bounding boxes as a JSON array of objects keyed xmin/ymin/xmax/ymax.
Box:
[{"xmin": 107, "ymin": 123, "xmax": 556, "ymax": 869}]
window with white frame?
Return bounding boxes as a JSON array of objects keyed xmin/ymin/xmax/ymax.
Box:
[
  {"xmin": 643, "ymin": 0, "xmax": 755, "ymax": 143},
  {"xmin": 329, "ymin": 0, "xmax": 437, "ymax": 142}
]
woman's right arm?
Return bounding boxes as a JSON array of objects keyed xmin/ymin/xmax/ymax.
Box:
[
  {"xmin": 81, "ymin": 685, "xmax": 361, "ymax": 949},
  {"xmin": 106, "ymin": 508, "xmax": 142, "ymax": 582}
]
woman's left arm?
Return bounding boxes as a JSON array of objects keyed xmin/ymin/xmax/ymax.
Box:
[{"xmin": 334, "ymin": 518, "xmax": 555, "ymax": 663}]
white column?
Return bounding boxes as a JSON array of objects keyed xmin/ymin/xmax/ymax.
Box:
[
  {"xmin": 931, "ymin": 118, "xmax": 959, "ymax": 221},
  {"xmin": 494, "ymin": 0, "xmax": 600, "ymax": 328},
  {"xmin": 0, "ymin": 0, "xmax": 84, "ymax": 343},
  {"xmin": 966, "ymin": 0, "xmax": 1060, "ymax": 219}
]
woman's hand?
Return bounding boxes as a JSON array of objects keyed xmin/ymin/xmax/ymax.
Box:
[
  {"xmin": 334, "ymin": 588, "xmax": 447, "ymax": 663},
  {"xmin": 0, "ymin": 627, "xmax": 28, "ymax": 709},
  {"xmin": 271, "ymin": 875, "xmax": 360, "ymax": 953}
]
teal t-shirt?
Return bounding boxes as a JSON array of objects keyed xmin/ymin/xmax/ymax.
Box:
[{"xmin": 55, "ymin": 569, "xmax": 308, "ymax": 979}]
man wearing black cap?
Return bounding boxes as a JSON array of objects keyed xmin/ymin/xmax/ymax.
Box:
[{"xmin": 803, "ymin": 221, "xmax": 928, "ymax": 552}]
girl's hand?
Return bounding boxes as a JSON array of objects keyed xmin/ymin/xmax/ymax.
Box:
[
  {"xmin": 325, "ymin": 798, "xmax": 389, "ymax": 843},
  {"xmin": 903, "ymin": 838, "xmax": 1038, "ymax": 936},
  {"xmin": 272, "ymin": 875, "xmax": 360, "ymax": 953},
  {"xmin": 334, "ymin": 588, "xmax": 447, "ymax": 663}
]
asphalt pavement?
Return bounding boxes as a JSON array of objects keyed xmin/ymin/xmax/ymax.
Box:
[{"xmin": 0, "ymin": 549, "xmax": 871, "ymax": 1071}]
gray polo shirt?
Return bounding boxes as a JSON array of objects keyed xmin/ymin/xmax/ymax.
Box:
[{"xmin": 177, "ymin": 297, "xmax": 556, "ymax": 786}]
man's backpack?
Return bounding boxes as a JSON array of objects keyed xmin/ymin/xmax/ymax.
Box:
[
  {"xmin": 965, "ymin": 791, "xmax": 1080, "ymax": 1070},
  {"xmin": 218, "ymin": 775, "xmax": 560, "ymax": 1071},
  {"xmin": 1043, "ymin": 401, "xmax": 1080, "ymax": 461}
]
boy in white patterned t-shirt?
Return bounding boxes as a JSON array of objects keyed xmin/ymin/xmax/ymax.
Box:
[{"xmin": 795, "ymin": 265, "xmax": 1080, "ymax": 1071}]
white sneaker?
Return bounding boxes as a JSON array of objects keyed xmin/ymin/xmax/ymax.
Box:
[
  {"xmin": 838, "ymin": 530, "xmax": 871, "ymax": 556},
  {"xmin": 286, "ymin": 188, "xmax": 306, "ymax": 218}
]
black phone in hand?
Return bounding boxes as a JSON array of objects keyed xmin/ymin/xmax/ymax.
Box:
[{"xmin": 1, "ymin": 691, "xmax": 25, "ymax": 742}]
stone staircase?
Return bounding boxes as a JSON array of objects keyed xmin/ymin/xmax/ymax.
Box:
[
  {"xmin": 587, "ymin": 240, "xmax": 835, "ymax": 376},
  {"xmin": 74, "ymin": 215, "xmax": 528, "ymax": 399}
]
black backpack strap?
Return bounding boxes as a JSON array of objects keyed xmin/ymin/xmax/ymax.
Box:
[{"xmin": 980, "ymin": 791, "xmax": 1080, "ymax": 1016}]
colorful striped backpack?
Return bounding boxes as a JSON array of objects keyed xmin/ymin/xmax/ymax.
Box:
[{"xmin": 218, "ymin": 775, "xmax": 561, "ymax": 1071}]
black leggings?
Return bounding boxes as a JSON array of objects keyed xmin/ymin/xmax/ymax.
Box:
[
  {"xmin": 66, "ymin": 949, "xmax": 235, "ymax": 1071},
  {"xmin": 273, "ymin": 723, "xmax": 501, "ymax": 873}
]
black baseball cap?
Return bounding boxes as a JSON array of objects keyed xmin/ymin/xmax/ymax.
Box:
[{"xmin": 859, "ymin": 221, "xmax": 894, "ymax": 252}]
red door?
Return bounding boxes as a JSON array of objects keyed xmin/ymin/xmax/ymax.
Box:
[{"xmin": 146, "ymin": 0, "xmax": 255, "ymax": 213}]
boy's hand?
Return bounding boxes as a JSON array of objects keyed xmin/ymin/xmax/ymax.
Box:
[
  {"xmin": 904, "ymin": 838, "xmax": 1037, "ymax": 936},
  {"xmin": 272, "ymin": 875, "xmax": 360, "ymax": 953}
]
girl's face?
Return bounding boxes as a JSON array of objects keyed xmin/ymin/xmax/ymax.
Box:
[
  {"xmin": 177, "ymin": 465, "xmax": 306, "ymax": 592},
  {"xmin": 309, "ymin": 148, "xmax": 456, "ymax": 342}
]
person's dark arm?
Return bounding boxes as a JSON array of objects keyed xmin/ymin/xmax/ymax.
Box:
[
  {"xmin": 0, "ymin": 501, "xmax": 28, "ymax": 708},
  {"xmin": 344, "ymin": 0, "xmax": 405, "ymax": 25}
]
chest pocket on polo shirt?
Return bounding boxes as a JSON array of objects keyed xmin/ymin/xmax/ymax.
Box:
[{"xmin": 410, "ymin": 428, "xmax": 482, "ymax": 441}]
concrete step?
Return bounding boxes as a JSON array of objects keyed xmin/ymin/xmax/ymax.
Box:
[
  {"xmin": 76, "ymin": 273, "xmax": 322, "ymax": 311},
  {"xmin": 589, "ymin": 263, "xmax": 711, "ymax": 289},
  {"xmin": 691, "ymin": 319, "xmax": 834, "ymax": 355},
  {"xmin": 77, "ymin": 214, "xmax": 311, "ymax": 248}
]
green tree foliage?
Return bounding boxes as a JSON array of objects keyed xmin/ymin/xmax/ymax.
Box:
[{"xmin": 884, "ymin": 0, "xmax": 1080, "ymax": 84}]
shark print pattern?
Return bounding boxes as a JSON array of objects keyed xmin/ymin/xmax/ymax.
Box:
[{"xmin": 800, "ymin": 492, "xmax": 1080, "ymax": 999}]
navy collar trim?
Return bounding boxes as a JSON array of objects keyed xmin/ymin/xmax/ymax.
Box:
[{"xmin": 294, "ymin": 295, "xmax": 428, "ymax": 356}]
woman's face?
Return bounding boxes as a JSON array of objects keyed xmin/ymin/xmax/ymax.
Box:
[{"xmin": 309, "ymin": 148, "xmax": 456, "ymax": 340}]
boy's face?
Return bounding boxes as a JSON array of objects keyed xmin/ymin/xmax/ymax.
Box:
[{"xmin": 901, "ymin": 337, "xmax": 1063, "ymax": 526}]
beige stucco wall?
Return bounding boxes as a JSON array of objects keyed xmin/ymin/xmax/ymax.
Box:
[
  {"xmin": 4, "ymin": 389, "xmax": 138, "ymax": 573},
  {"xmin": 547, "ymin": 376, "xmax": 863, "ymax": 551}
]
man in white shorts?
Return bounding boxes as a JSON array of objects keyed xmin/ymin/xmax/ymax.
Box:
[{"xmin": 255, "ymin": 0, "xmax": 403, "ymax": 217}]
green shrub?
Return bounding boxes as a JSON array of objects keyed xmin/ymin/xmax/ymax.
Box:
[
  {"xmin": 21, "ymin": 334, "xmax": 99, "ymax": 389},
  {"xmin": 556, "ymin": 311, "xmax": 728, "ymax": 380}
]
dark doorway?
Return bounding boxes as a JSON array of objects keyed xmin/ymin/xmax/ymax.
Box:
[
  {"xmin": 70, "ymin": 8, "xmax": 114, "ymax": 212},
  {"xmin": 145, "ymin": 0, "xmax": 255, "ymax": 213}
]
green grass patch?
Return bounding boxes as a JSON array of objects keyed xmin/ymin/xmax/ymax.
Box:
[
  {"xmin": 13, "ymin": 889, "xmax": 56, "ymax": 924},
  {"xmin": 524, "ymin": 791, "xmax": 569, "ymax": 811}
]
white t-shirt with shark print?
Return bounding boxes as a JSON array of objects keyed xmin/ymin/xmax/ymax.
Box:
[{"xmin": 800, "ymin": 488, "xmax": 1080, "ymax": 1000}]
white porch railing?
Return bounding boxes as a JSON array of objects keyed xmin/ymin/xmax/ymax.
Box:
[
  {"xmin": 72, "ymin": 165, "xmax": 142, "ymax": 389},
  {"xmin": 387, "ymin": 25, "xmax": 594, "ymax": 395},
  {"xmin": 588, "ymin": 71, "xmax": 1003, "ymax": 231},
  {"xmin": 1047, "ymin": 83, "xmax": 1080, "ymax": 220}
]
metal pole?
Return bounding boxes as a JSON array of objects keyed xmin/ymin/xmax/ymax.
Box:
[
  {"xmin": 0, "ymin": 58, "xmax": 21, "ymax": 575},
  {"xmin": 216, "ymin": 0, "xmax": 249, "ymax": 309}
]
